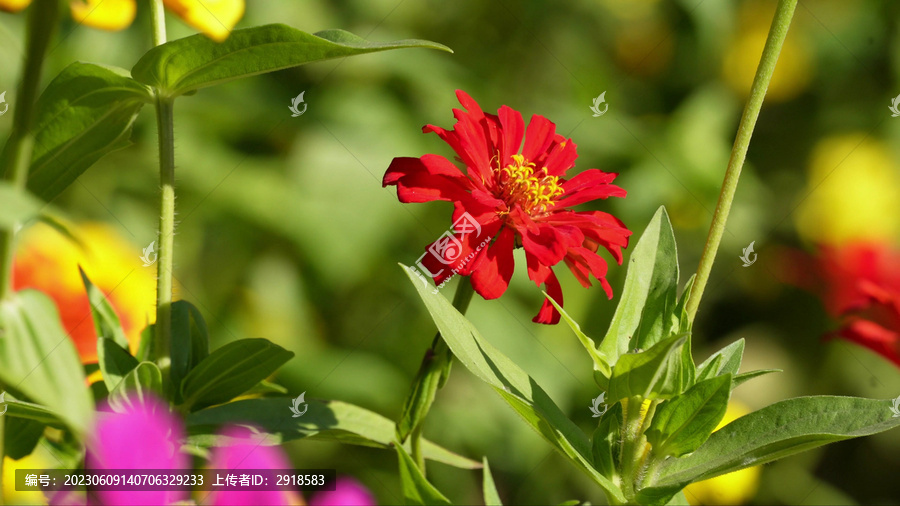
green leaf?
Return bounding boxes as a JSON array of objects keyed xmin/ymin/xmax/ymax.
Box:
[
  {"xmin": 396, "ymin": 444, "xmax": 453, "ymax": 505},
  {"xmin": 401, "ymin": 265, "xmax": 626, "ymax": 504},
  {"xmin": 180, "ymin": 338, "xmax": 294, "ymax": 410},
  {"xmin": 79, "ymin": 267, "xmax": 130, "ymax": 350},
  {"xmin": 132, "ymin": 24, "xmax": 451, "ymax": 98},
  {"xmin": 396, "ymin": 344, "xmax": 450, "ymax": 442},
  {"xmin": 0, "ymin": 290, "xmax": 93, "ymax": 435},
  {"xmin": 170, "ymin": 300, "xmax": 209, "ymax": 402},
  {"xmin": 184, "ymin": 397, "xmax": 480, "ymax": 470},
  {"xmin": 733, "ymin": 369, "xmax": 780, "ymax": 388},
  {"xmin": 27, "ymin": 63, "xmax": 150, "ymax": 201},
  {"xmin": 482, "ymin": 457, "xmax": 503, "ymax": 506},
  {"xmin": 601, "ymin": 207, "xmax": 680, "ymax": 370},
  {"xmin": 640, "ymin": 396, "xmax": 900, "ymax": 505},
  {"xmin": 673, "ymin": 275, "xmax": 695, "ymax": 335},
  {"xmin": 545, "ymin": 294, "xmax": 610, "ymax": 381},
  {"xmin": 136, "ymin": 324, "xmax": 153, "ymax": 362},
  {"xmin": 1, "ymin": 397, "xmax": 66, "ymax": 428},
  {"xmin": 4, "ymin": 415, "xmax": 44, "ymax": 459},
  {"xmin": 0, "ymin": 183, "xmax": 45, "ymax": 231},
  {"xmin": 96, "ymin": 337, "xmax": 139, "ymax": 391},
  {"xmin": 607, "ymin": 333, "xmax": 690, "ymax": 402},
  {"xmin": 106, "ymin": 361, "xmax": 163, "ymax": 413},
  {"xmin": 695, "ymin": 339, "xmax": 744, "ymax": 382},
  {"xmin": 591, "ymin": 403, "xmax": 622, "ymax": 479},
  {"xmin": 243, "ymin": 380, "xmax": 289, "ymax": 396},
  {"xmin": 646, "ymin": 375, "xmax": 732, "ymax": 458}
]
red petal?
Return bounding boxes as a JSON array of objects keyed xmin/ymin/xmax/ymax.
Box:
[
  {"xmin": 522, "ymin": 115, "xmax": 557, "ymax": 162},
  {"xmin": 471, "ymin": 227, "xmax": 515, "ymax": 300},
  {"xmin": 541, "ymin": 137, "xmax": 578, "ymax": 177},
  {"xmin": 383, "ymin": 156, "xmax": 472, "ymax": 203},
  {"xmin": 563, "ymin": 246, "xmax": 612, "ymax": 296},
  {"xmin": 533, "ymin": 268, "xmax": 563, "ymax": 325},
  {"xmin": 832, "ymin": 319, "xmax": 900, "ymax": 367},
  {"xmin": 557, "ymin": 169, "xmax": 626, "ymax": 207},
  {"xmin": 498, "ymin": 105, "xmax": 524, "ymax": 167},
  {"xmin": 521, "ymin": 223, "xmax": 584, "ymax": 267}
]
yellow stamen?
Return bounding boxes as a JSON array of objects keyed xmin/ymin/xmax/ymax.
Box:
[{"xmin": 495, "ymin": 154, "xmax": 564, "ymax": 215}]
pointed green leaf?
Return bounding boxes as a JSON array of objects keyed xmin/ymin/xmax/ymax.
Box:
[
  {"xmin": 0, "ymin": 290, "xmax": 93, "ymax": 435},
  {"xmin": 107, "ymin": 361, "xmax": 163, "ymax": 413},
  {"xmin": 591, "ymin": 404, "xmax": 622, "ymax": 479},
  {"xmin": 545, "ymin": 294, "xmax": 610, "ymax": 380},
  {"xmin": 601, "ymin": 207, "xmax": 680, "ymax": 370},
  {"xmin": 396, "ymin": 444, "xmax": 453, "ymax": 505},
  {"xmin": 733, "ymin": 369, "xmax": 780, "ymax": 388},
  {"xmin": 482, "ymin": 457, "xmax": 503, "ymax": 506},
  {"xmin": 0, "ymin": 397, "xmax": 66, "ymax": 428},
  {"xmin": 646, "ymin": 374, "xmax": 732, "ymax": 458},
  {"xmin": 402, "ymin": 265, "xmax": 626, "ymax": 504},
  {"xmin": 96, "ymin": 337, "xmax": 139, "ymax": 391},
  {"xmin": 27, "ymin": 63, "xmax": 150, "ymax": 201},
  {"xmin": 79, "ymin": 267, "xmax": 130, "ymax": 350},
  {"xmin": 180, "ymin": 338, "xmax": 293, "ymax": 410},
  {"xmin": 132, "ymin": 24, "xmax": 451, "ymax": 98},
  {"xmin": 640, "ymin": 396, "xmax": 900, "ymax": 505},
  {"xmin": 170, "ymin": 300, "xmax": 209, "ymax": 402},
  {"xmin": 696, "ymin": 339, "xmax": 744, "ymax": 381},
  {"xmin": 184, "ymin": 397, "xmax": 481, "ymax": 470},
  {"xmin": 607, "ymin": 333, "xmax": 690, "ymax": 402}
]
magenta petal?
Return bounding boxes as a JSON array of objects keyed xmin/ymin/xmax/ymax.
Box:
[
  {"xmin": 309, "ymin": 477, "xmax": 377, "ymax": 506},
  {"xmin": 86, "ymin": 397, "xmax": 189, "ymax": 506},
  {"xmin": 205, "ymin": 426, "xmax": 299, "ymax": 506}
]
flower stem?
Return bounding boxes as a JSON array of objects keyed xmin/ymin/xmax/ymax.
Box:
[
  {"xmin": 402, "ymin": 277, "xmax": 475, "ymax": 474},
  {"xmin": 0, "ymin": 1, "xmax": 59, "ymax": 501},
  {"xmin": 0, "ymin": 0, "xmax": 59, "ymax": 302},
  {"xmin": 684, "ymin": 0, "xmax": 798, "ymax": 324},
  {"xmin": 149, "ymin": 0, "xmax": 175, "ymax": 387}
]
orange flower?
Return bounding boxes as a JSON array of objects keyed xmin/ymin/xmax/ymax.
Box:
[
  {"xmin": 0, "ymin": 0, "xmax": 244, "ymax": 42},
  {"xmin": 12, "ymin": 222, "xmax": 156, "ymax": 363}
]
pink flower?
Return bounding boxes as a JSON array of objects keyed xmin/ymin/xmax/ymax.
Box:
[{"xmin": 309, "ymin": 477, "xmax": 376, "ymax": 506}]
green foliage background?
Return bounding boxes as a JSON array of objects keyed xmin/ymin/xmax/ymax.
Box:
[{"xmin": 2, "ymin": 0, "xmax": 900, "ymax": 504}]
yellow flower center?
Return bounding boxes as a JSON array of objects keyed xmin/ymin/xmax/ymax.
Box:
[{"xmin": 495, "ymin": 154, "xmax": 564, "ymax": 215}]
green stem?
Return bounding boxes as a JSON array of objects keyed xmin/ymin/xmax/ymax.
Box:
[
  {"xmin": 619, "ymin": 396, "xmax": 649, "ymax": 503},
  {"xmin": 684, "ymin": 0, "xmax": 798, "ymax": 324},
  {"xmin": 0, "ymin": 0, "xmax": 59, "ymax": 302},
  {"xmin": 149, "ymin": 0, "xmax": 175, "ymax": 387},
  {"xmin": 0, "ymin": 2, "xmax": 59, "ymax": 502},
  {"xmin": 403, "ymin": 277, "xmax": 475, "ymax": 475}
]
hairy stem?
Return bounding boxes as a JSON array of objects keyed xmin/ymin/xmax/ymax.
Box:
[
  {"xmin": 685, "ymin": 0, "xmax": 798, "ymax": 324},
  {"xmin": 149, "ymin": 0, "xmax": 175, "ymax": 387}
]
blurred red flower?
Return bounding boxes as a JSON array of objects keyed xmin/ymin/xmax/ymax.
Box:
[
  {"xmin": 784, "ymin": 243, "xmax": 900, "ymax": 367},
  {"xmin": 384, "ymin": 90, "xmax": 630, "ymax": 324}
]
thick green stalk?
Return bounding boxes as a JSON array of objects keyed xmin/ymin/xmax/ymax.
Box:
[
  {"xmin": 619, "ymin": 396, "xmax": 650, "ymax": 503},
  {"xmin": 403, "ymin": 277, "xmax": 475, "ymax": 474},
  {"xmin": 0, "ymin": 0, "xmax": 59, "ymax": 301},
  {"xmin": 684, "ymin": 0, "xmax": 798, "ymax": 324},
  {"xmin": 149, "ymin": 0, "xmax": 175, "ymax": 386},
  {"xmin": 0, "ymin": 2, "xmax": 59, "ymax": 502}
]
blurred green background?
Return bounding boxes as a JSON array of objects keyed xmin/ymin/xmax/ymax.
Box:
[{"xmin": 2, "ymin": 0, "xmax": 900, "ymax": 504}]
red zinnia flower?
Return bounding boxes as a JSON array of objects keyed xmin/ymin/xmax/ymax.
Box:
[
  {"xmin": 383, "ymin": 90, "xmax": 630, "ymax": 324},
  {"xmin": 782, "ymin": 243, "xmax": 900, "ymax": 367}
]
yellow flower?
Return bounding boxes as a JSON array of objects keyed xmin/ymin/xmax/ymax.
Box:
[
  {"xmin": 0, "ymin": 0, "xmax": 244, "ymax": 42},
  {"xmin": 2, "ymin": 450, "xmax": 54, "ymax": 505},
  {"xmin": 13, "ymin": 222, "xmax": 157, "ymax": 364},
  {"xmin": 683, "ymin": 401, "xmax": 761, "ymax": 505},
  {"xmin": 795, "ymin": 134, "xmax": 900, "ymax": 245}
]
